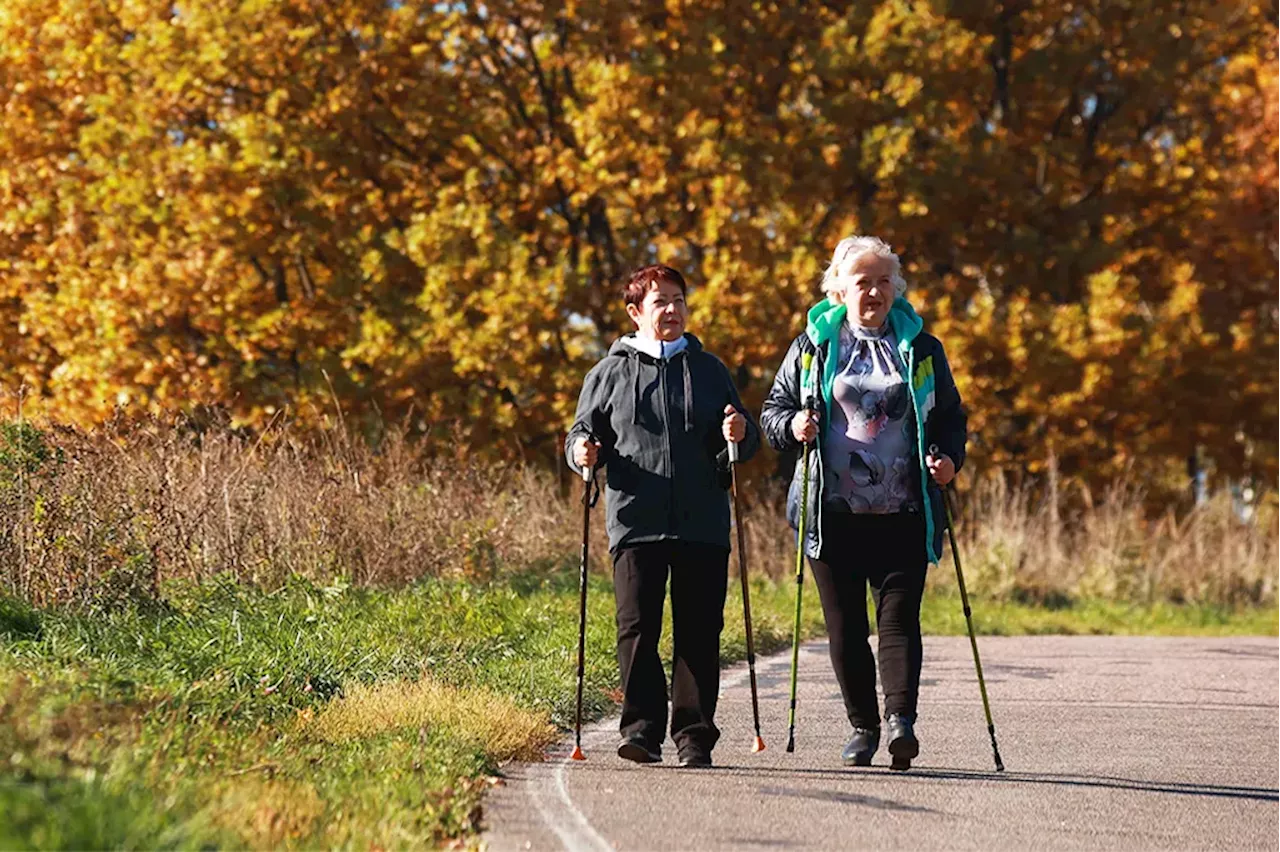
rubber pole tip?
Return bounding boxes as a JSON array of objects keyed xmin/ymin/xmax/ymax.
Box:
[
  {"xmin": 570, "ymin": 745, "xmax": 586, "ymax": 761},
  {"xmin": 751, "ymin": 736, "xmax": 766, "ymax": 753},
  {"xmin": 785, "ymin": 738, "xmax": 795, "ymax": 753}
]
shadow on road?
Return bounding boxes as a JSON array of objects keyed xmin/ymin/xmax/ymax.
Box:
[
  {"xmin": 560, "ymin": 756, "xmax": 1279, "ymax": 804},
  {"xmin": 755, "ymin": 785, "xmax": 936, "ymax": 813},
  {"xmin": 902, "ymin": 767, "xmax": 1280, "ymax": 802},
  {"xmin": 697, "ymin": 764, "xmax": 1280, "ymax": 803}
]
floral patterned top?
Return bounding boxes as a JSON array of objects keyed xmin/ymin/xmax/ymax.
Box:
[{"xmin": 821, "ymin": 320, "xmax": 919, "ymax": 514}]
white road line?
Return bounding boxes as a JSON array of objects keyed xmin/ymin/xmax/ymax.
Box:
[
  {"xmin": 523, "ymin": 717, "xmax": 614, "ymax": 852},
  {"xmin": 524, "ymin": 652, "xmax": 787, "ymax": 851}
]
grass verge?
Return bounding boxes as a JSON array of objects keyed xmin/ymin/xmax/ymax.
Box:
[
  {"xmin": 919, "ymin": 590, "xmax": 1279, "ymax": 636},
  {"xmin": 0, "ymin": 570, "xmax": 819, "ymax": 850},
  {"xmin": 0, "ymin": 572, "xmax": 1273, "ymax": 848}
]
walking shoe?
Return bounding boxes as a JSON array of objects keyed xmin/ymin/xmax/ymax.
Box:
[
  {"xmin": 886, "ymin": 714, "xmax": 919, "ymax": 771},
  {"xmin": 841, "ymin": 727, "xmax": 881, "ymax": 767},
  {"xmin": 616, "ymin": 735, "xmax": 662, "ymax": 764},
  {"xmin": 676, "ymin": 745, "xmax": 713, "ymax": 768}
]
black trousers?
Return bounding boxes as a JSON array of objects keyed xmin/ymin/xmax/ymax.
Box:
[
  {"xmin": 613, "ymin": 540, "xmax": 729, "ymax": 752},
  {"xmin": 808, "ymin": 510, "xmax": 928, "ymax": 730}
]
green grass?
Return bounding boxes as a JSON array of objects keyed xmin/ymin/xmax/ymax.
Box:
[
  {"xmin": 0, "ymin": 569, "xmax": 825, "ymax": 850},
  {"xmin": 919, "ymin": 590, "xmax": 1279, "ymax": 636},
  {"xmin": 0, "ymin": 570, "xmax": 1273, "ymax": 849},
  {"xmin": 764, "ymin": 578, "xmax": 1276, "ymax": 643}
]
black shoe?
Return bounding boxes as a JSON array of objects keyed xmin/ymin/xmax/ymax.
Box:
[
  {"xmin": 886, "ymin": 714, "xmax": 919, "ymax": 771},
  {"xmin": 841, "ymin": 727, "xmax": 881, "ymax": 767},
  {"xmin": 617, "ymin": 735, "xmax": 662, "ymax": 764},
  {"xmin": 676, "ymin": 746, "xmax": 712, "ymax": 768}
]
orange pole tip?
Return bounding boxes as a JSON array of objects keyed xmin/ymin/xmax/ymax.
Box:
[
  {"xmin": 751, "ymin": 736, "xmax": 766, "ymax": 753},
  {"xmin": 570, "ymin": 745, "xmax": 586, "ymax": 761}
]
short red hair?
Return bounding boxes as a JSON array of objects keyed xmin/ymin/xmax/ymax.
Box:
[{"xmin": 622, "ymin": 265, "xmax": 687, "ymax": 308}]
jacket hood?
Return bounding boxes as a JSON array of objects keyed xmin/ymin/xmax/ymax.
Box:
[
  {"xmin": 606, "ymin": 332, "xmax": 704, "ymax": 431},
  {"xmin": 608, "ymin": 332, "xmax": 705, "ymax": 359}
]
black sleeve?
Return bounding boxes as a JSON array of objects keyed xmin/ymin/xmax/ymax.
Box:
[
  {"xmin": 712, "ymin": 358, "xmax": 762, "ymax": 473},
  {"xmin": 760, "ymin": 335, "xmax": 808, "ymax": 453},
  {"xmin": 564, "ymin": 362, "xmax": 617, "ymax": 477},
  {"xmin": 925, "ymin": 342, "xmax": 967, "ymax": 472}
]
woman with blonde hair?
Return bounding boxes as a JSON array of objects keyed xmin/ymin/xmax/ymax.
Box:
[{"xmin": 760, "ymin": 236, "xmax": 967, "ymax": 770}]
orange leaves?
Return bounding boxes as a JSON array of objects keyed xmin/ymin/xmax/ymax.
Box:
[{"xmin": 0, "ymin": 0, "xmax": 1273, "ymax": 488}]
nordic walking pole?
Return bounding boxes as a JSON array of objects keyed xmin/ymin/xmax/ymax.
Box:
[
  {"xmin": 729, "ymin": 435, "xmax": 766, "ymax": 753},
  {"xmin": 571, "ymin": 458, "xmax": 594, "ymax": 762},
  {"xmin": 786, "ymin": 352, "xmax": 815, "ymax": 754},
  {"xmin": 931, "ymin": 445, "xmax": 1004, "ymax": 772}
]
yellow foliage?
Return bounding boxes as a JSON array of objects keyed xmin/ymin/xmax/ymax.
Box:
[{"xmin": 0, "ymin": 0, "xmax": 1273, "ymax": 491}]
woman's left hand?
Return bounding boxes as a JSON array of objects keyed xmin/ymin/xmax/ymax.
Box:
[
  {"xmin": 722, "ymin": 405, "xmax": 746, "ymax": 444},
  {"xmin": 927, "ymin": 452, "xmax": 955, "ymax": 486}
]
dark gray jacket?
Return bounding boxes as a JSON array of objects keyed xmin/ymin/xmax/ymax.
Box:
[{"xmin": 565, "ymin": 333, "xmax": 761, "ymax": 553}]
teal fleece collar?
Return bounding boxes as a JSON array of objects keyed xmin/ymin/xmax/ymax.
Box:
[
  {"xmin": 801, "ymin": 296, "xmax": 924, "ymax": 411},
  {"xmin": 804, "ymin": 296, "xmax": 923, "ymax": 349}
]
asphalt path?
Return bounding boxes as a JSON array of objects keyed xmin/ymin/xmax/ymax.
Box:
[{"xmin": 485, "ymin": 636, "xmax": 1279, "ymax": 851}]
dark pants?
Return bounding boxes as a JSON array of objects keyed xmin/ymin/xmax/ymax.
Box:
[
  {"xmin": 613, "ymin": 540, "xmax": 729, "ymax": 753},
  {"xmin": 808, "ymin": 510, "xmax": 928, "ymax": 730}
]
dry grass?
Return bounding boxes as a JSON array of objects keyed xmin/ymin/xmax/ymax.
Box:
[
  {"xmin": 0, "ymin": 671, "xmax": 149, "ymax": 773},
  {"xmin": 738, "ymin": 473, "xmax": 1277, "ymax": 607},
  {"xmin": 0, "ymin": 416, "xmax": 585, "ymax": 606},
  {"xmin": 935, "ymin": 475, "xmax": 1278, "ymax": 606},
  {"xmin": 0, "ymin": 414, "xmax": 1274, "ymax": 609},
  {"xmin": 207, "ymin": 777, "xmax": 326, "ymax": 849},
  {"xmin": 304, "ymin": 675, "xmax": 558, "ymax": 763}
]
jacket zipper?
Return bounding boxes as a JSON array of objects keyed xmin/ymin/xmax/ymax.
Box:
[
  {"xmin": 802, "ymin": 343, "xmax": 825, "ymax": 560},
  {"xmin": 659, "ymin": 353, "xmax": 675, "ymax": 534},
  {"xmin": 903, "ymin": 340, "xmax": 937, "ymax": 562},
  {"xmin": 815, "ymin": 347, "xmax": 827, "ymax": 558}
]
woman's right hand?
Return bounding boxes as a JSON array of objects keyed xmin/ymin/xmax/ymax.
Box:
[
  {"xmin": 573, "ymin": 436, "xmax": 601, "ymax": 469},
  {"xmin": 790, "ymin": 409, "xmax": 819, "ymax": 444}
]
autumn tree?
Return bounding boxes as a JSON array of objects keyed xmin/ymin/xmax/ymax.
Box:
[{"xmin": 0, "ymin": 0, "xmax": 1274, "ymax": 495}]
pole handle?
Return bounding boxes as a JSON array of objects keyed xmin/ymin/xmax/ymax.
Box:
[
  {"xmin": 579, "ymin": 433, "xmax": 598, "ymax": 483},
  {"xmin": 728, "ymin": 439, "xmax": 739, "ymax": 464}
]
